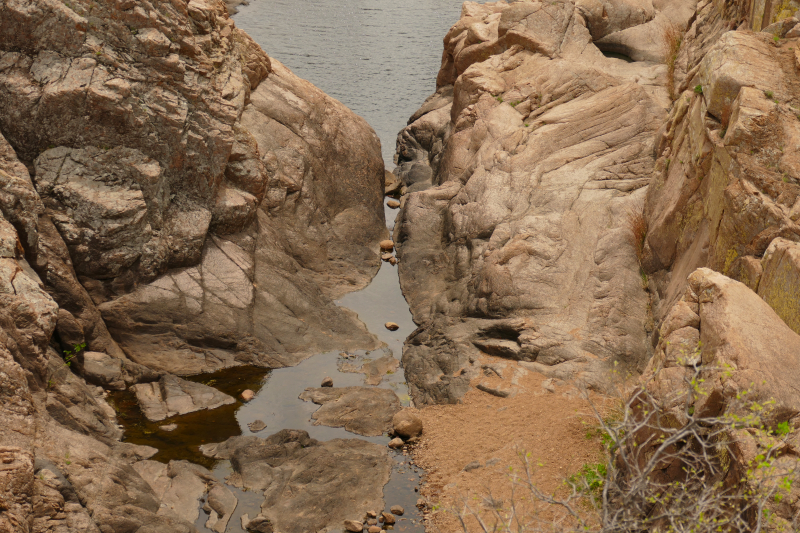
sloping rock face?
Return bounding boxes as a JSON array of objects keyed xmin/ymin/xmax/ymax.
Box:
[
  {"xmin": 0, "ymin": 0, "xmax": 386, "ymax": 375},
  {"xmin": 0, "ymin": 0, "xmax": 388, "ymax": 530},
  {"xmin": 640, "ymin": 268, "xmax": 800, "ymax": 527},
  {"xmin": 200, "ymin": 430, "xmax": 392, "ymax": 533},
  {"xmin": 642, "ymin": 2, "xmax": 800, "ymax": 338},
  {"xmin": 394, "ymin": 0, "xmax": 696, "ymax": 405}
]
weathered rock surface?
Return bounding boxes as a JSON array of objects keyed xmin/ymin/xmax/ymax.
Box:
[
  {"xmin": 646, "ymin": 268, "xmax": 800, "ymax": 415},
  {"xmin": 0, "ymin": 0, "xmax": 386, "ymax": 378},
  {"xmin": 640, "ymin": 268, "xmax": 800, "ymax": 524},
  {"xmin": 201, "ymin": 429, "xmax": 392, "ymax": 533},
  {"xmin": 0, "ymin": 0, "xmax": 389, "ymax": 528},
  {"xmin": 299, "ymin": 386, "xmax": 402, "ymax": 436},
  {"xmin": 132, "ymin": 374, "xmax": 236, "ymax": 421},
  {"xmin": 394, "ymin": 0, "xmax": 697, "ymax": 404},
  {"xmin": 643, "ymin": 13, "xmax": 800, "ymax": 339}
]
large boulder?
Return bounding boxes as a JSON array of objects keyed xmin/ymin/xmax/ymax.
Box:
[{"xmin": 200, "ymin": 430, "xmax": 392, "ymax": 533}]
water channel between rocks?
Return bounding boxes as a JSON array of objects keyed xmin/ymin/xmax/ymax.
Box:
[{"xmin": 112, "ymin": 1, "xmax": 478, "ymax": 531}]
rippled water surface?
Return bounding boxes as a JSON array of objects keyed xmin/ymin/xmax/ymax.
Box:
[{"xmin": 234, "ymin": 0, "xmax": 469, "ymax": 166}]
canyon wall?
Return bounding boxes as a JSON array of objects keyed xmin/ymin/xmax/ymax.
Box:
[
  {"xmin": 0, "ymin": 0, "xmax": 387, "ymax": 530},
  {"xmin": 394, "ymin": 0, "xmax": 800, "ymax": 408}
]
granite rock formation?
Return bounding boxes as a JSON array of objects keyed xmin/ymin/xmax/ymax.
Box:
[
  {"xmin": 393, "ymin": 0, "xmax": 694, "ymax": 405},
  {"xmin": 0, "ymin": 0, "xmax": 387, "ymax": 530}
]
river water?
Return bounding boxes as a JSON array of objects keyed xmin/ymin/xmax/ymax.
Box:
[{"xmin": 115, "ymin": 1, "xmax": 473, "ymax": 531}]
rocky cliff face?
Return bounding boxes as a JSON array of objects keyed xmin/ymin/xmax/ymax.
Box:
[
  {"xmin": 0, "ymin": 0, "xmax": 387, "ymax": 530},
  {"xmin": 394, "ymin": 0, "xmax": 695, "ymax": 405},
  {"xmin": 394, "ymin": 0, "xmax": 800, "ymax": 408}
]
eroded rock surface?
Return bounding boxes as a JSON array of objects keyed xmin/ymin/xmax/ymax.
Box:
[
  {"xmin": 642, "ymin": 11, "xmax": 800, "ymax": 338},
  {"xmin": 201, "ymin": 429, "xmax": 392, "ymax": 533},
  {"xmin": 394, "ymin": 0, "xmax": 696, "ymax": 404},
  {"xmin": 299, "ymin": 386, "xmax": 402, "ymax": 436},
  {"xmin": 0, "ymin": 0, "xmax": 388, "ymax": 529},
  {"xmin": 1, "ymin": 0, "xmax": 386, "ymax": 378},
  {"xmin": 132, "ymin": 374, "xmax": 236, "ymax": 421}
]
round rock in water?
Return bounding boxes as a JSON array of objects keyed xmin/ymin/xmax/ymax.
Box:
[
  {"xmin": 369, "ymin": 527, "xmax": 382, "ymax": 533},
  {"xmin": 381, "ymin": 252, "xmax": 393, "ymax": 261},
  {"xmin": 379, "ymin": 239, "xmax": 394, "ymax": 251},
  {"xmin": 386, "ymin": 199, "xmax": 400, "ymax": 209},
  {"xmin": 241, "ymin": 389, "xmax": 255, "ymax": 401},
  {"xmin": 248, "ymin": 420, "xmax": 267, "ymax": 432},
  {"xmin": 381, "ymin": 511, "xmax": 396, "ymax": 525},
  {"xmin": 385, "ymin": 322, "xmax": 399, "ymax": 331},
  {"xmin": 344, "ymin": 519, "xmax": 363, "ymax": 532},
  {"xmin": 388, "ymin": 437, "xmax": 404, "ymax": 449},
  {"xmin": 159, "ymin": 423, "xmax": 177, "ymax": 432},
  {"xmin": 390, "ymin": 505, "xmax": 404, "ymax": 516},
  {"xmin": 321, "ymin": 376, "xmax": 333, "ymax": 387},
  {"xmin": 392, "ymin": 410, "xmax": 423, "ymax": 439}
]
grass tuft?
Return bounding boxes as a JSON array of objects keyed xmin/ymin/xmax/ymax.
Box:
[{"xmin": 662, "ymin": 23, "xmax": 682, "ymax": 101}]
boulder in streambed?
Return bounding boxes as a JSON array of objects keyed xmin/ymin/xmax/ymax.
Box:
[
  {"xmin": 321, "ymin": 376, "xmax": 334, "ymax": 387},
  {"xmin": 392, "ymin": 410, "xmax": 423, "ymax": 440},
  {"xmin": 132, "ymin": 374, "xmax": 235, "ymax": 421},
  {"xmin": 201, "ymin": 430, "xmax": 392, "ymax": 533},
  {"xmin": 379, "ymin": 240, "xmax": 395, "ymax": 251},
  {"xmin": 299, "ymin": 387, "xmax": 401, "ymax": 436},
  {"xmin": 385, "ymin": 322, "xmax": 399, "ymax": 331}
]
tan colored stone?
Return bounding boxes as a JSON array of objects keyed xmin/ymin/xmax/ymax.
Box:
[{"xmin": 758, "ymin": 238, "xmax": 800, "ymax": 335}]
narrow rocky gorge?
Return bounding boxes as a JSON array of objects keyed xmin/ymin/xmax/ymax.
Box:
[{"xmin": 4, "ymin": 0, "xmax": 800, "ymax": 530}]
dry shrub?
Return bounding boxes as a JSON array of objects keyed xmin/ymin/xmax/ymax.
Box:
[
  {"xmin": 625, "ymin": 203, "xmax": 647, "ymax": 268},
  {"xmin": 452, "ymin": 367, "xmax": 800, "ymax": 533},
  {"xmin": 662, "ymin": 23, "xmax": 683, "ymax": 101}
]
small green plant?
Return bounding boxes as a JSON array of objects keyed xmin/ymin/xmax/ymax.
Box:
[
  {"xmin": 62, "ymin": 342, "xmax": 86, "ymax": 367},
  {"xmin": 765, "ymin": 90, "xmax": 775, "ymax": 99},
  {"xmin": 64, "ymin": 452, "xmax": 71, "ymax": 466},
  {"xmin": 774, "ymin": 34, "xmax": 781, "ymax": 43},
  {"xmin": 567, "ymin": 462, "xmax": 607, "ymax": 498},
  {"xmin": 129, "ymin": 27, "xmax": 138, "ymax": 35},
  {"xmin": 495, "ymin": 95, "xmax": 504, "ymax": 103},
  {"xmin": 509, "ymin": 100, "xmax": 520, "ymax": 107},
  {"xmin": 694, "ymin": 84, "xmax": 703, "ymax": 94},
  {"xmin": 524, "ymin": 123, "xmax": 529, "ymax": 127}
]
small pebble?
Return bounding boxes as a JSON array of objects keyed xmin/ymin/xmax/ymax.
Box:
[
  {"xmin": 385, "ymin": 322, "xmax": 399, "ymax": 331},
  {"xmin": 241, "ymin": 389, "xmax": 255, "ymax": 401},
  {"xmin": 386, "ymin": 199, "xmax": 400, "ymax": 209},
  {"xmin": 321, "ymin": 376, "xmax": 333, "ymax": 387},
  {"xmin": 343, "ymin": 519, "xmax": 363, "ymax": 532},
  {"xmin": 366, "ymin": 511, "xmax": 377, "ymax": 518},
  {"xmin": 381, "ymin": 512, "xmax": 396, "ymax": 525},
  {"xmin": 379, "ymin": 239, "xmax": 395, "ymax": 251},
  {"xmin": 390, "ymin": 505, "xmax": 404, "ymax": 516},
  {"xmin": 159, "ymin": 423, "xmax": 177, "ymax": 432},
  {"xmin": 388, "ymin": 437, "xmax": 404, "ymax": 449},
  {"xmin": 367, "ymin": 518, "xmax": 377, "ymax": 526},
  {"xmin": 381, "ymin": 252, "xmax": 393, "ymax": 261},
  {"xmin": 389, "ymin": 256, "xmax": 397, "ymax": 265},
  {"xmin": 416, "ymin": 498, "xmax": 426, "ymax": 508},
  {"xmin": 369, "ymin": 526, "xmax": 382, "ymax": 533}
]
